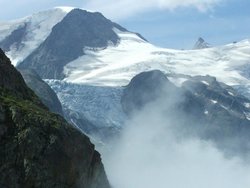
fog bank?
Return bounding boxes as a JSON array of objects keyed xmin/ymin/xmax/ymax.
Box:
[{"xmin": 103, "ymin": 98, "xmax": 250, "ymax": 188}]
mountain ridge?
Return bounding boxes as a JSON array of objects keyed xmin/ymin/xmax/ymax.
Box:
[{"xmin": 1, "ymin": 8, "xmax": 249, "ymax": 92}]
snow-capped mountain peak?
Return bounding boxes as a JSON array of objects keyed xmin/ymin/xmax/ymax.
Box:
[{"xmin": 17, "ymin": 8, "xmax": 131, "ymax": 79}]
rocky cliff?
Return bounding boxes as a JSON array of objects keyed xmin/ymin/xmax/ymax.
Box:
[
  {"xmin": 121, "ymin": 70, "xmax": 250, "ymax": 157},
  {"xmin": 0, "ymin": 48, "xmax": 110, "ymax": 188}
]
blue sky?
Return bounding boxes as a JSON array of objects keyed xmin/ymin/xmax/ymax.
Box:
[
  {"xmin": 0, "ymin": 0, "xmax": 249, "ymax": 49},
  {"xmin": 120, "ymin": 0, "xmax": 250, "ymax": 48}
]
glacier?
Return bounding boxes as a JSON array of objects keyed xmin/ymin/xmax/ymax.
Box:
[{"xmin": 46, "ymin": 79, "xmax": 126, "ymax": 129}]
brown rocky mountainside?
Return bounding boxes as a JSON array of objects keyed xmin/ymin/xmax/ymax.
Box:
[{"xmin": 0, "ymin": 48, "xmax": 110, "ymax": 188}]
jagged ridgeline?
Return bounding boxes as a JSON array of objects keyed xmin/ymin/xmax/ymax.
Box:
[{"xmin": 0, "ymin": 49, "xmax": 110, "ymax": 188}]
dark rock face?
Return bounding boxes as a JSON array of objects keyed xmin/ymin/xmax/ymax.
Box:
[
  {"xmin": 121, "ymin": 70, "xmax": 174, "ymax": 114},
  {"xmin": 0, "ymin": 49, "xmax": 111, "ymax": 188},
  {"xmin": 182, "ymin": 75, "xmax": 250, "ymax": 119},
  {"xmin": 0, "ymin": 49, "xmax": 41, "ymax": 103},
  {"xmin": 182, "ymin": 75, "xmax": 250, "ymax": 154},
  {"xmin": 18, "ymin": 68, "xmax": 63, "ymax": 115},
  {"xmin": 18, "ymin": 8, "xmax": 126, "ymax": 79},
  {"xmin": 0, "ymin": 23, "xmax": 27, "ymax": 51},
  {"xmin": 122, "ymin": 70, "xmax": 250, "ymax": 157},
  {"xmin": 121, "ymin": 70, "xmax": 204, "ymax": 117}
]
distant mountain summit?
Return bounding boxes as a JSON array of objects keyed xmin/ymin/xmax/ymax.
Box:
[{"xmin": 193, "ymin": 37, "xmax": 211, "ymax": 49}]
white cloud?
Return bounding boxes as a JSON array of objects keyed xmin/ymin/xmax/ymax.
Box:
[
  {"xmin": 103, "ymin": 93, "xmax": 250, "ymax": 188},
  {"xmin": 0, "ymin": 0, "xmax": 58, "ymax": 20},
  {"xmin": 84, "ymin": 0, "xmax": 223, "ymax": 20},
  {"xmin": 0, "ymin": 0, "xmax": 223, "ymax": 21}
]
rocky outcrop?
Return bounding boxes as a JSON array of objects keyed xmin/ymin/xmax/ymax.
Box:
[
  {"xmin": 121, "ymin": 70, "xmax": 250, "ymax": 157},
  {"xmin": 0, "ymin": 48, "xmax": 111, "ymax": 188},
  {"xmin": 182, "ymin": 75, "xmax": 250, "ymax": 119},
  {"xmin": 182, "ymin": 75, "xmax": 250, "ymax": 154},
  {"xmin": 121, "ymin": 70, "xmax": 174, "ymax": 114},
  {"xmin": 18, "ymin": 68, "xmax": 63, "ymax": 115},
  {"xmin": 18, "ymin": 8, "xmax": 127, "ymax": 79},
  {"xmin": 121, "ymin": 70, "xmax": 204, "ymax": 117}
]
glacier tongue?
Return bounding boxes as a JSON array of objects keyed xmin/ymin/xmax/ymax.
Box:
[{"xmin": 46, "ymin": 79, "xmax": 126, "ymax": 129}]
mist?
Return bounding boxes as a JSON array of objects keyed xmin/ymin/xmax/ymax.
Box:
[{"xmin": 102, "ymin": 87, "xmax": 250, "ymax": 188}]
